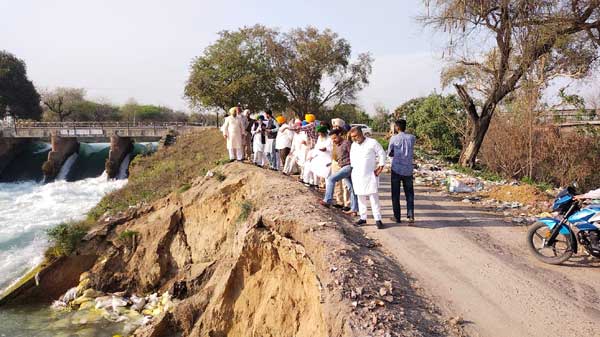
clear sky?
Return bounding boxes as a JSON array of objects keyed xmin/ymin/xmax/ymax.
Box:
[{"xmin": 0, "ymin": 0, "xmax": 446, "ymax": 114}]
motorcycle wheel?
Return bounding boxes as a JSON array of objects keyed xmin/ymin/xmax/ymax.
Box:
[{"xmin": 526, "ymin": 222, "xmax": 574, "ymax": 265}]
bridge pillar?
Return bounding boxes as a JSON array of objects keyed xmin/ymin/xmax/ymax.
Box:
[
  {"xmin": 106, "ymin": 135, "xmax": 133, "ymax": 179},
  {"xmin": 0, "ymin": 138, "xmax": 29, "ymax": 177},
  {"xmin": 42, "ymin": 135, "xmax": 79, "ymax": 181}
]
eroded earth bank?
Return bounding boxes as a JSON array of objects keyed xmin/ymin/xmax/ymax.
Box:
[{"xmin": 4, "ymin": 161, "xmax": 455, "ymax": 337}]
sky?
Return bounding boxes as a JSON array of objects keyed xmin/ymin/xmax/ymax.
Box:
[{"xmin": 1, "ymin": 0, "xmax": 448, "ymax": 114}]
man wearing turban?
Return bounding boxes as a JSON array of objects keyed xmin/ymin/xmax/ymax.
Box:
[{"xmin": 221, "ymin": 107, "xmax": 244, "ymax": 161}]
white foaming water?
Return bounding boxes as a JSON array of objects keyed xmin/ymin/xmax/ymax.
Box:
[
  {"xmin": 0, "ymin": 174, "xmax": 127, "ymax": 292},
  {"xmin": 56, "ymin": 153, "xmax": 79, "ymax": 181}
]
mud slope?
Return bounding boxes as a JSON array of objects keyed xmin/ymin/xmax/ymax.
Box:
[{"xmin": 57, "ymin": 163, "xmax": 452, "ymax": 336}]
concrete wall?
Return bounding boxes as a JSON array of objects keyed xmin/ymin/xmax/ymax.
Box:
[
  {"xmin": 105, "ymin": 135, "xmax": 134, "ymax": 179},
  {"xmin": 42, "ymin": 135, "xmax": 79, "ymax": 181},
  {"xmin": 0, "ymin": 138, "xmax": 29, "ymax": 177}
]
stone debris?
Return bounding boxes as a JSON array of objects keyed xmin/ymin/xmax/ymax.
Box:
[{"xmin": 50, "ymin": 272, "xmax": 174, "ymax": 334}]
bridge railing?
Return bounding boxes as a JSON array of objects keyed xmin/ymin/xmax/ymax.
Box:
[
  {"xmin": 0, "ymin": 121, "xmax": 207, "ymax": 138},
  {"xmin": 9, "ymin": 121, "xmax": 191, "ymax": 129}
]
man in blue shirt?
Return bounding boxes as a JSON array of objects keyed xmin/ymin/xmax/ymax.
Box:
[{"xmin": 387, "ymin": 119, "xmax": 416, "ymax": 223}]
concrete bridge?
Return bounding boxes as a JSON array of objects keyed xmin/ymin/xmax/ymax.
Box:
[
  {"xmin": 0, "ymin": 121, "xmax": 192, "ymax": 142},
  {"xmin": 0, "ymin": 121, "xmax": 200, "ymax": 180}
]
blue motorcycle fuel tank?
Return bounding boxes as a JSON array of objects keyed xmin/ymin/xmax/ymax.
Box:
[{"xmin": 568, "ymin": 206, "xmax": 600, "ymax": 223}]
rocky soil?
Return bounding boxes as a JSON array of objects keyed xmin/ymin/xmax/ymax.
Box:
[{"xmin": 32, "ymin": 162, "xmax": 455, "ymax": 337}]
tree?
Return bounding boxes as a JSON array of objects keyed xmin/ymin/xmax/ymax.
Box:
[
  {"xmin": 369, "ymin": 104, "xmax": 392, "ymax": 132},
  {"xmin": 41, "ymin": 87, "xmax": 86, "ymax": 122},
  {"xmin": 319, "ymin": 103, "xmax": 371, "ymax": 125},
  {"xmin": 185, "ymin": 25, "xmax": 287, "ymax": 125},
  {"xmin": 185, "ymin": 25, "xmax": 373, "ymax": 121},
  {"xmin": 422, "ymin": 1, "xmax": 600, "ymax": 167},
  {"xmin": 266, "ymin": 27, "xmax": 373, "ymax": 117},
  {"xmin": 120, "ymin": 100, "xmax": 188, "ymax": 122},
  {"xmin": 394, "ymin": 94, "xmax": 466, "ymax": 159},
  {"xmin": 0, "ymin": 51, "xmax": 42, "ymax": 120}
]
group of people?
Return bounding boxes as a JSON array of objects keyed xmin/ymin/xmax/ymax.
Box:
[{"xmin": 221, "ymin": 106, "xmax": 416, "ymax": 229}]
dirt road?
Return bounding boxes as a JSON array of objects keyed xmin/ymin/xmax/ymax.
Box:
[{"xmin": 364, "ymin": 174, "xmax": 600, "ymax": 337}]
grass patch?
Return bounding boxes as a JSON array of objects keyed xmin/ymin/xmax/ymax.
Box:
[
  {"xmin": 88, "ymin": 129, "xmax": 228, "ymax": 220},
  {"xmin": 520, "ymin": 176, "xmax": 554, "ymax": 192},
  {"xmin": 374, "ymin": 136, "xmax": 389, "ymax": 150},
  {"xmin": 237, "ymin": 200, "xmax": 254, "ymax": 223},
  {"xmin": 45, "ymin": 222, "xmax": 88, "ymax": 258},
  {"xmin": 214, "ymin": 171, "xmax": 227, "ymax": 182},
  {"xmin": 178, "ymin": 183, "xmax": 192, "ymax": 193},
  {"xmin": 450, "ymin": 164, "xmax": 504, "ymax": 182},
  {"xmin": 118, "ymin": 230, "xmax": 139, "ymax": 241}
]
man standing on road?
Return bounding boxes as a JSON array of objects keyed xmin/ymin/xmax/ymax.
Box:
[
  {"xmin": 388, "ymin": 119, "xmax": 416, "ymax": 223},
  {"xmin": 349, "ymin": 127, "xmax": 386, "ymax": 229}
]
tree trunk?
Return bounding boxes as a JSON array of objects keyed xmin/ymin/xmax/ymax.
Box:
[{"xmin": 459, "ymin": 113, "xmax": 493, "ymax": 168}]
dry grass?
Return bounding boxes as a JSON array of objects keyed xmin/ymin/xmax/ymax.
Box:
[{"xmin": 480, "ymin": 118, "xmax": 600, "ymax": 190}]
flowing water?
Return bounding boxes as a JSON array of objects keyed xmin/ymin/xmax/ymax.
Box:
[
  {"xmin": 0, "ymin": 141, "xmax": 157, "ymax": 335},
  {"xmin": 0, "ymin": 174, "xmax": 127, "ymax": 292}
]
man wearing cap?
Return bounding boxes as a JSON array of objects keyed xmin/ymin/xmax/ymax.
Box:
[{"xmin": 349, "ymin": 126, "xmax": 386, "ymax": 229}]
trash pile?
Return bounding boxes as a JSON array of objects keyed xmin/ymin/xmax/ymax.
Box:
[
  {"xmin": 413, "ymin": 156, "xmax": 554, "ymax": 225},
  {"xmin": 51, "ymin": 272, "xmax": 174, "ymax": 335}
]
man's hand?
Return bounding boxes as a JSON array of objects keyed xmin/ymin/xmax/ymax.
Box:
[
  {"xmin": 574, "ymin": 195, "xmax": 586, "ymax": 200},
  {"xmin": 374, "ymin": 166, "xmax": 384, "ymax": 177},
  {"xmin": 326, "ymin": 162, "xmax": 331, "ymax": 167}
]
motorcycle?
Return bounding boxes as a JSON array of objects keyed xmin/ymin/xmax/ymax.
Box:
[{"xmin": 526, "ymin": 186, "xmax": 600, "ymax": 265}]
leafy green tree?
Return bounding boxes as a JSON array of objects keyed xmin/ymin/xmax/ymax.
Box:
[
  {"xmin": 369, "ymin": 105, "xmax": 391, "ymax": 132},
  {"xmin": 68, "ymin": 101, "xmax": 121, "ymax": 121},
  {"xmin": 185, "ymin": 25, "xmax": 287, "ymax": 120},
  {"xmin": 120, "ymin": 100, "xmax": 187, "ymax": 122},
  {"xmin": 185, "ymin": 25, "xmax": 373, "ymax": 121},
  {"xmin": 266, "ymin": 27, "xmax": 373, "ymax": 118},
  {"xmin": 319, "ymin": 103, "xmax": 371, "ymax": 125},
  {"xmin": 0, "ymin": 51, "xmax": 42, "ymax": 120},
  {"xmin": 395, "ymin": 94, "xmax": 466, "ymax": 160}
]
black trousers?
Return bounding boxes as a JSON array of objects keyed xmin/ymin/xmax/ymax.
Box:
[{"xmin": 391, "ymin": 171, "xmax": 414, "ymax": 219}]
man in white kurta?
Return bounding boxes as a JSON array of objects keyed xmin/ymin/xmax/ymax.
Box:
[
  {"xmin": 221, "ymin": 107, "xmax": 244, "ymax": 161},
  {"xmin": 349, "ymin": 127, "xmax": 387, "ymax": 229}
]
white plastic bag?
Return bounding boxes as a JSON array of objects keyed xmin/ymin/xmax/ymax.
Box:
[{"xmin": 448, "ymin": 177, "xmax": 475, "ymax": 193}]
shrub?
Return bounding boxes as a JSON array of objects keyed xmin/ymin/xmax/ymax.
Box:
[
  {"xmin": 237, "ymin": 201, "xmax": 254, "ymax": 223},
  {"xmin": 46, "ymin": 222, "xmax": 87, "ymax": 258},
  {"xmin": 480, "ymin": 117, "xmax": 600, "ymax": 190}
]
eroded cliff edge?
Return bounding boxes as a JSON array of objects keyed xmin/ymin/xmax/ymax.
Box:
[{"xmin": 2, "ymin": 130, "xmax": 452, "ymax": 337}]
